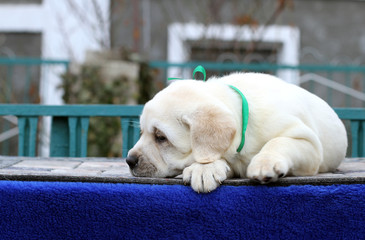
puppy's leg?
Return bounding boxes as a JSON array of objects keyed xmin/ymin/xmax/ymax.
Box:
[
  {"xmin": 246, "ymin": 136, "xmax": 323, "ymax": 183},
  {"xmin": 181, "ymin": 105, "xmax": 236, "ymax": 193},
  {"xmin": 183, "ymin": 159, "xmax": 233, "ymax": 193}
]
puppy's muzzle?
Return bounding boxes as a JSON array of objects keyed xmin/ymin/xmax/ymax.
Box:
[{"xmin": 126, "ymin": 155, "xmax": 138, "ymax": 169}]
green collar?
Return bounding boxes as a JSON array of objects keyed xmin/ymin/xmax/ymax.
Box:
[
  {"xmin": 169, "ymin": 65, "xmax": 249, "ymax": 152},
  {"xmin": 227, "ymin": 85, "xmax": 249, "ymax": 152}
]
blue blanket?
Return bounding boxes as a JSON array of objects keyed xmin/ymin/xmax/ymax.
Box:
[{"xmin": 0, "ymin": 181, "xmax": 364, "ymax": 240}]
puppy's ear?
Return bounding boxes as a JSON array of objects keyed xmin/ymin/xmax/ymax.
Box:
[{"xmin": 182, "ymin": 105, "xmax": 236, "ymax": 163}]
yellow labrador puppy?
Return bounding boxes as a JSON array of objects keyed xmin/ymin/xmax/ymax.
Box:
[{"xmin": 126, "ymin": 73, "xmax": 347, "ymax": 193}]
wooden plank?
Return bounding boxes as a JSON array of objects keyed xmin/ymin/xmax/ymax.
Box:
[
  {"xmin": 68, "ymin": 117, "xmax": 78, "ymax": 157},
  {"xmin": 361, "ymin": 121, "xmax": 365, "ymax": 157},
  {"xmin": 17, "ymin": 117, "xmax": 26, "ymax": 156},
  {"xmin": 50, "ymin": 117, "xmax": 69, "ymax": 157},
  {"xmin": 132, "ymin": 117, "xmax": 140, "ymax": 147},
  {"xmin": 0, "ymin": 104, "xmax": 143, "ymax": 117},
  {"xmin": 335, "ymin": 108, "xmax": 365, "ymax": 120},
  {"xmin": 28, "ymin": 117, "xmax": 38, "ymax": 157},
  {"xmin": 121, "ymin": 118, "xmax": 131, "ymax": 158},
  {"xmin": 351, "ymin": 121, "xmax": 360, "ymax": 158},
  {"xmin": 80, "ymin": 117, "xmax": 90, "ymax": 157}
]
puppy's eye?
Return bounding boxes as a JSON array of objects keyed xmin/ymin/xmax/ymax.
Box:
[{"xmin": 155, "ymin": 134, "xmax": 167, "ymax": 143}]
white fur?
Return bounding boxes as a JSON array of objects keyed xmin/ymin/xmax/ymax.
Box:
[{"xmin": 127, "ymin": 72, "xmax": 348, "ymax": 193}]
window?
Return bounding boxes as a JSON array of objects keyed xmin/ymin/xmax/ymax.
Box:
[{"xmin": 168, "ymin": 23, "xmax": 300, "ymax": 84}]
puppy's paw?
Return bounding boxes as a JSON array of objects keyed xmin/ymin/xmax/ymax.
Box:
[
  {"xmin": 182, "ymin": 160, "xmax": 230, "ymax": 193},
  {"xmin": 246, "ymin": 154, "xmax": 289, "ymax": 184}
]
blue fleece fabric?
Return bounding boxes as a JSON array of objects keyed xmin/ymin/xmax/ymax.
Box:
[{"xmin": 0, "ymin": 181, "xmax": 364, "ymax": 240}]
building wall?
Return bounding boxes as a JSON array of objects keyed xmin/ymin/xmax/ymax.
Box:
[
  {"xmin": 0, "ymin": 0, "xmax": 110, "ymax": 156},
  {"xmin": 0, "ymin": 0, "xmax": 110, "ymax": 105},
  {"xmin": 278, "ymin": 1, "xmax": 365, "ymax": 65},
  {"xmin": 109, "ymin": 0, "xmax": 365, "ymax": 109},
  {"xmin": 110, "ymin": 0, "xmax": 365, "ymax": 65}
]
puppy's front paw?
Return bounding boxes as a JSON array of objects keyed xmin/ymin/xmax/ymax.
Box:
[
  {"xmin": 182, "ymin": 160, "xmax": 230, "ymax": 193},
  {"xmin": 246, "ymin": 154, "xmax": 289, "ymax": 184}
]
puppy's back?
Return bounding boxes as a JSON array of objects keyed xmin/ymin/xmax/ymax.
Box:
[{"xmin": 217, "ymin": 72, "xmax": 347, "ymax": 172}]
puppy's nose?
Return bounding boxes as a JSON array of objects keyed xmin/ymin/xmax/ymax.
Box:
[{"xmin": 126, "ymin": 155, "xmax": 138, "ymax": 168}]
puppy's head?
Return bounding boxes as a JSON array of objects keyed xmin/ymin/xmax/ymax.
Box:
[{"xmin": 126, "ymin": 80, "xmax": 236, "ymax": 178}]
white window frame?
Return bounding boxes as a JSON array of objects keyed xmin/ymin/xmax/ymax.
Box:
[{"xmin": 168, "ymin": 23, "xmax": 300, "ymax": 84}]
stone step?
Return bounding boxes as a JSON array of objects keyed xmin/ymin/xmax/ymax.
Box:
[{"xmin": 0, "ymin": 156, "xmax": 364, "ymax": 186}]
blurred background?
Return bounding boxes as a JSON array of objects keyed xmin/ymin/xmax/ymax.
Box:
[{"xmin": 1, "ymin": 0, "xmax": 364, "ymax": 156}]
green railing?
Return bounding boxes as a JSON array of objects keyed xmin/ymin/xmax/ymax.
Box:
[
  {"xmin": 0, "ymin": 104, "xmax": 364, "ymax": 158},
  {"xmin": 0, "ymin": 105, "xmax": 143, "ymax": 158},
  {"xmin": 150, "ymin": 61, "xmax": 365, "ymax": 72},
  {"xmin": 336, "ymin": 108, "xmax": 365, "ymax": 157},
  {"xmin": 0, "ymin": 58, "xmax": 70, "ymax": 65},
  {"xmin": 149, "ymin": 61, "xmax": 365, "ymax": 108}
]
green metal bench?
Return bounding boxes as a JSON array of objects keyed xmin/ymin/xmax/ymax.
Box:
[
  {"xmin": 0, "ymin": 105, "xmax": 364, "ymax": 158},
  {"xmin": 0, "ymin": 104, "xmax": 143, "ymax": 158}
]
